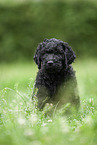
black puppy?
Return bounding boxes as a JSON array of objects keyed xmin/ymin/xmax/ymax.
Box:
[{"xmin": 33, "ymin": 38, "xmax": 80, "ymax": 110}]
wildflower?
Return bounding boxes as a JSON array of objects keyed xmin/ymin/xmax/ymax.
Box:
[
  {"xmin": 84, "ymin": 116, "xmax": 93, "ymax": 126},
  {"xmin": 24, "ymin": 129, "xmax": 34, "ymax": 137},
  {"xmin": 48, "ymin": 120, "xmax": 52, "ymax": 123},
  {"xmin": 89, "ymin": 98, "xmax": 93, "ymax": 103},
  {"xmin": 29, "ymin": 114, "xmax": 38, "ymax": 124},
  {"xmin": 41, "ymin": 123, "xmax": 47, "ymax": 127},
  {"xmin": 18, "ymin": 117, "xmax": 26, "ymax": 125}
]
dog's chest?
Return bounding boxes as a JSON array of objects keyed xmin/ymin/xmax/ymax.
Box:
[
  {"xmin": 43, "ymin": 73, "xmax": 68, "ymax": 96},
  {"xmin": 36, "ymin": 69, "xmax": 71, "ymax": 96}
]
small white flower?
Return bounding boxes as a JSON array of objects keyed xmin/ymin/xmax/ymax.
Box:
[
  {"xmin": 24, "ymin": 129, "xmax": 34, "ymax": 137},
  {"xmin": 60, "ymin": 118, "xmax": 70, "ymax": 133},
  {"xmin": 19, "ymin": 102, "xmax": 23, "ymax": 105},
  {"xmin": 89, "ymin": 98, "xmax": 93, "ymax": 103},
  {"xmin": 15, "ymin": 106, "xmax": 19, "ymax": 112},
  {"xmin": 12, "ymin": 100, "xmax": 16, "ymax": 103},
  {"xmin": 48, "ymin": 120, "xmax": 52, "ymax": 122},
  {"xmin": 8, "ymin": 109, "xmax": 13, "ymax": 112},
  {"xmin": 18, "ymin": 117, "xmax": 26, "ymax": 125},
  {"xmin": 84, "ymin": 116, "xmax": 93, "ymax": 126},
  {"xmin": 29, "ymin": 114, "xmax": 38, "ymax": 124},
  {"xmin": 30, "ymin": 141, "xmax": 42, "ymax": 145},
  {"xmin": 41, "ymin": 123, "xmax": 47, "ymax": 127}
]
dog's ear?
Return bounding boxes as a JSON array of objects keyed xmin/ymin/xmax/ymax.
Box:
[
  {"xmin": 62, "ymin": 42, "xmax": 76, "ymax": 65},
  {"xmin": 34, "ymin": 43, "xmax": 42, "ymax": 69}
]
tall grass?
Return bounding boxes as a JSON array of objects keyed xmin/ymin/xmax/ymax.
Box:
[{"xmin": 0, "ymin": 59, "xmax": 97, "ymax": 145}]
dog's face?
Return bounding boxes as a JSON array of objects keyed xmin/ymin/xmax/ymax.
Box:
[
  {"xmin": 34, "ymin": 38, "xmax": 76, "ymax": 73},
  {"xmin": 41, "ymin": 44, "xmax": 64, "ymax": 73}
]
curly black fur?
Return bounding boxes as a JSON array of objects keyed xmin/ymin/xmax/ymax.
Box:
[{"xmin": 33, "ymin": 38, "xmax": 80, "ymax": 110}]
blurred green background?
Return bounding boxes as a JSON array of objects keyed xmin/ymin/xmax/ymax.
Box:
[{"xmin": 0, "ymin": 0, "xmax": 97, "ymax": 63}]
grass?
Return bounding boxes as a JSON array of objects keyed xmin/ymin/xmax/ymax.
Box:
[{"xmin": 0, "ymin": 59, "xmax": 97, "ymax": 145}]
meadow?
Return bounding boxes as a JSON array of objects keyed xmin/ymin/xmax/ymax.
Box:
[{"xmin": 0, "ymin": 59, "xmax": 97, "ymax": 145}]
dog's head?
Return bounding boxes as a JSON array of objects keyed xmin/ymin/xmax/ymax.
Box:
[{"xmin": 34, "ymin": 38, "xmax": 76, "ymax": 73}]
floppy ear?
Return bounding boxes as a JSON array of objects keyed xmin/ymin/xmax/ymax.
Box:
[
  {"xmin": 62, "ymin": 42, "xmax": 76, "ymax": 66},
  {"xmin": 34, "ymin": 43, "xmax": 42, "ymax": 69}
]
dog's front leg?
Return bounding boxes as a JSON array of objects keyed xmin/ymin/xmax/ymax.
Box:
[{"xmin": 36, "ymin": 86, "xmax": 50, "ymax": 110}]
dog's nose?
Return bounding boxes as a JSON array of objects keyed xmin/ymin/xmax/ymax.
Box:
[{"xmin": 47, "ymin": 61, "xmax": 53, "ymax": 65}]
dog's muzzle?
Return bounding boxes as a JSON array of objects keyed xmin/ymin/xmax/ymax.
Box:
[
  {"xmin": 47, "ymin": 61, "xmax": 54, "ymax": 66},
  {"xmin": 43, "ymin": 61, "xmax": 63, "ymax": 73}
]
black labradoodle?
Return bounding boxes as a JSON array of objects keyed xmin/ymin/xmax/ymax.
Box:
[{"xmin": 33, "ymin": 38, "xmax": 80, "ymax": 110}]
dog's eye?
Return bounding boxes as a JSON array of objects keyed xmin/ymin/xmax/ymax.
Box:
[
  {"xmin": 55, "ymin": 54, "xmax": 62, "ymax": 58},
  {"xmin": 43, "ymin": 54, "xmax": 48, "ymax": 57},
  {"xmin": 42, "ymin": 54, "xmax": 48, "ymax": 60}
]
